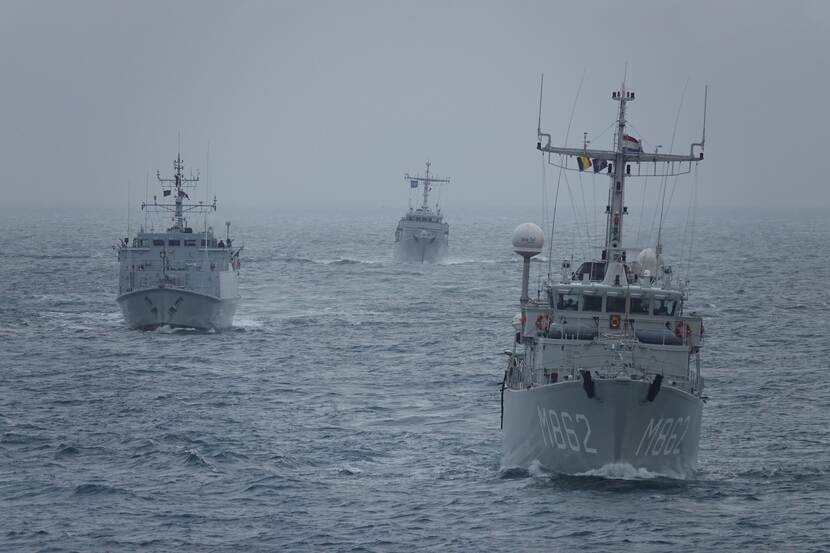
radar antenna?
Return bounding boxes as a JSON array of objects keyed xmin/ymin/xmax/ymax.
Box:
[
  {"xmin": 537, "ymin": 81, "xmax": 706, "ymax": 265},
  {"xmin": 142, "ymin": 147, "xmax": 215, "ymax": 231},
  {"xmin": 405, "ymin": 161, "xmax": 450, "ymax": 211}
]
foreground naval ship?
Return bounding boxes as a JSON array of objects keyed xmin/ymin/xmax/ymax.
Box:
[
  {"xmin": 394, "ymin": 162, "xmax": 450, "ymax": 263},
  {"xmin": 502, "ymin": 81, "xmax": 707, "ymax": 477},
  {"xmin": 116, "ymin": 152, "xmax": 241, "ymax": 330}
]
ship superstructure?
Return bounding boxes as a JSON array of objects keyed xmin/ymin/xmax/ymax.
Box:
[
  {"xmin": 502, "ymin": 80, "xmax": 707, "ymax": 477},
  {"xmin": 116, "ymin": 152, "xmax": 241, "ymax": 330},
  {"xmin": 394, "ymin": 161, "xmax": 450, "ymax": 263}
]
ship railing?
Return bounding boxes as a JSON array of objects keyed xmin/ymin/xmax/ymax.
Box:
[
  {"xmin": 509, "ymin": 357, "xmax": 699, "ymax": 394},
  {"xmin": 121, "ymin": 275, "xmax": 209, "ymax": 294},
  {"xmin": 504, "ymin": 351, "xmax": 527, "ymax": 389}
]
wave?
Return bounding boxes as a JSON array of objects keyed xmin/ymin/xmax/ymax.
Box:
[
  {"xmin": 576, "ymin": 462, "xmax": 664, "ymax": 480},
  {"xmin": 2, "ymin": 253, "xmax": 92, "ymax": 260},
  {"xmin": 337, "ymin": 464, "xmax": 363, "ymax": 476},
  {"xmin": 328, "ymin": 258, "xmax": 362, "ymax": 266},
  {"xmin": 183, "ymin": 448, "xmax": 217, "ymax": 471},
  {"xmin": 1, "ymin": 431, "xmax": 43, "ymax": 445},
  {"xmin": 55, "ymin": 444, "xmax": 80, "ymax": 457},
  {"xmin": 528, "ymin": 459, "xmax": 551, "ymax": 478},
  {"xmin": 278, "ymin": 255, "xmax": 315, "ymax": 264},
  {"xmin": 73, "ymin": 483, "xmax": 130, "ymax": 496},
  {"xmin": 153, "ymin": 325, "xmax": 215, "ymax": 335},
  {"xmin": 232, "ymin": 317, "xmax": 265, "ymax": 330},
  {"xmin": 275, "ymin": 255, "xmax": 387, "ymax": 266},
  {"xmin": 437, "ymin": 258, "xmax": 504, "ymax": 266},
  {"xmin": 498, "ymin": 465, "xmax": 531, "ymax": 479},
  {"xmin": 0, "ymin": 321, "xmax": 31, "ymax": 336},
  {"xmin": 500, "ymin": 460, "xmax": 687, "ymax": 482}
]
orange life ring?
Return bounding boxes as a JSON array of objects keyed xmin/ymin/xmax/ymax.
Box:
[
  {"xmin": 674, "ymin": 321, "xmax": 692, "ymax": 338},
  {"xmin": 609, "ymin": 314, "xmax": 621, "ymax": 329},
  {"xmin": 535, "ymin": 314, "xmax": 550, "ymax": 332}
]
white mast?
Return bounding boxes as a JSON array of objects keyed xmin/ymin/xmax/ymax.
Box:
[
  {"xmin": 607, "ymin": 82, "xmax": 631, "ymax": 261},
  {"xmin": 422, "ymin": 161, "xmax": 431, "ymax": 209}
]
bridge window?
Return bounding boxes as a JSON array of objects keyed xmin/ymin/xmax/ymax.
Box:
[
  {"xmin": 184, "ymin": 240, "xmax": 196, "ymax": 247},
  {"xmin": 556, "ymin": 291, "xmax": 579, "ymax": 311},
  {"xmin": 630, "ymin": 297, "xmax": 651, "ymax": 315},
  {"xmin": 654, "ymin": 298, "xmax": 677, "ymax": 316},
  {"xmin": 582, "ymin": 294, "xmax": 602, "ymax": 312},
  {"xmin": 606, "ymin": 296, "xmax": 625, "ymax": 313},
  {"xmin": 153, "ymin": 239, "xmax": 164, "ymax": 246},
  {"xmin": 575, "ymin": 261, "xmax": 606, "ymax": 281},
  {"xmin": 168, "ymin": 239, "xmax": 180, "ymax": 246}
]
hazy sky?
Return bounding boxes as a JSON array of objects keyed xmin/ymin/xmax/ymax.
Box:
[{"xmin": 1, "ymin": 0, "xmax": 828, "ymax": 210}]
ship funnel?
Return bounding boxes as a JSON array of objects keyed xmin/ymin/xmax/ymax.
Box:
[{"xmin": 512, "ymin": 223, "xmax": 544, "ymax": 306}]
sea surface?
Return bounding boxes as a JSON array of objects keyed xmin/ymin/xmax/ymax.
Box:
[{"xmin": 1, "ymin": 205, "xmax": 828, "ymax": 552}]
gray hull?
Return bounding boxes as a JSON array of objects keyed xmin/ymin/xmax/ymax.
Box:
[
  {"xmin": 395, "ymin": 235, "xmax": 448, "ymax": 263},
  {"xmin": 503, "ymin": 379, "xmax": 702, "ymax": 478},
  {"xmin": 116, "ymin": 287, "xmax": 238, "ymax": 330}
]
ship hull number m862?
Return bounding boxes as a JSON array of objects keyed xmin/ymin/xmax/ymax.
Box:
[
  {"xmin": 635, "ymin": 416, "xmax": 692, "ymax": 457},
  {"xmin": 537, "ymin": 406, "xmax": 597, "ymax": 454}
]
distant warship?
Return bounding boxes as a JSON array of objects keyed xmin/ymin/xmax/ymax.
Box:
[
  {"xmin": 502, "ymin": 79, "xmax": 708, "ymax": 477},
  {"xmin": 116, "ymin": 152, "xmax": 241, "ymax": 330},
  {"xmin": 394, "ymin": 161, "xmax": 449, "ymax": 263}
]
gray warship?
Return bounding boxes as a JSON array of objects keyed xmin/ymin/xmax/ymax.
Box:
[
  {"xmin": 502, "ymin": 80, "xmax": 707, "ymax": 477},
  {"xmin": 394, "ymin": 161, "xmax": 450, "ymax": 263},
  {"xmin": 116, "ymin": 152, "xmax": 241, "ymax": 330}
]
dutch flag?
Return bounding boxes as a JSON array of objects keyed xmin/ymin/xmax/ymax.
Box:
[{"xmin": 623, "ymin": 134, "xmax": 642, "ymax": 153}]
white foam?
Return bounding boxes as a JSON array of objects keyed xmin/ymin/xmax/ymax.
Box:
[
  {"xmin": 577, "ymin": 462, "xmax": 662, "ymax": 480},
  {"xmin": 528, "ymin": 459, "xmax": 551, "ymax": 478},
  {"xmin": 337, "ymin": 464, "xmax": 363, "ymax": 476},
  {"xmin": 438, "ymin": 258, "xmax": 500, "ymax": 265},
  {"xmin": 233, "ymin": 318, "xmax": 264, "ymax": 329}
]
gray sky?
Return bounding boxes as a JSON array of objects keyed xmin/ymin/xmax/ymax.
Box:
[{"xmin": 1, "ymin": 0, "xmax": 828, "ymax": 210}]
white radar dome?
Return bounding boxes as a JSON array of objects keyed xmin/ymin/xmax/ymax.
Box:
[
  {"xmin": 638, "ymin": 248, "xmax": 658, "ymax": 274},
  {"xmin": 512, "ymin": 223, "xmax": 544, "ymax": 257}
]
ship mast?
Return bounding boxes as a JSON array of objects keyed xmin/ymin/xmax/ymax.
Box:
[
  {"xmin": 607, "ymin": 83, "xmax": 632, "ymax": 262},
  {"xmin": 155, "ymin": 151, "xmax": 201, "ymax": 230},
  {"xmin": 405, "ymin": 161, "xmax": 450, "ymax": 211},
  {"xmin": 422, "ymin": 161, "xmax": 431, "ymax": 209},
  {"xmin": 537, "ymin": 80, "xmax": 706, "ymax": 273}
]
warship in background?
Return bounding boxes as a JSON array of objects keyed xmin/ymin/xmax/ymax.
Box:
[
  {"xmin": 394, "ymin": 161, "xmax": 450, "ymax": 263},
  {"xmin": 502, "ymin": 80, "xmax": 708, "ymax": 477},
  {"xmin": 116, "ymin": 152, "xmax": 241, "ymax": 330}
]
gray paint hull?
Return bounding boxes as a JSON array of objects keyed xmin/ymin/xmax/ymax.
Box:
[
  {"xmin": 395, "ymin": 235, "xmax": 448, "ymax": 263},
  {"xmin": 116, "ymin": 287, "xmax": 238, "ymax": 330},
  {"xmin": 503, "ymin": 379, "xmax": 702, "ymax": 478}
]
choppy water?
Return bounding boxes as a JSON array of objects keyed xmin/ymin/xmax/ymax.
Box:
[{"xmin": 1, "ymin": 206, "xmax": 828, "ymax": 552}]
